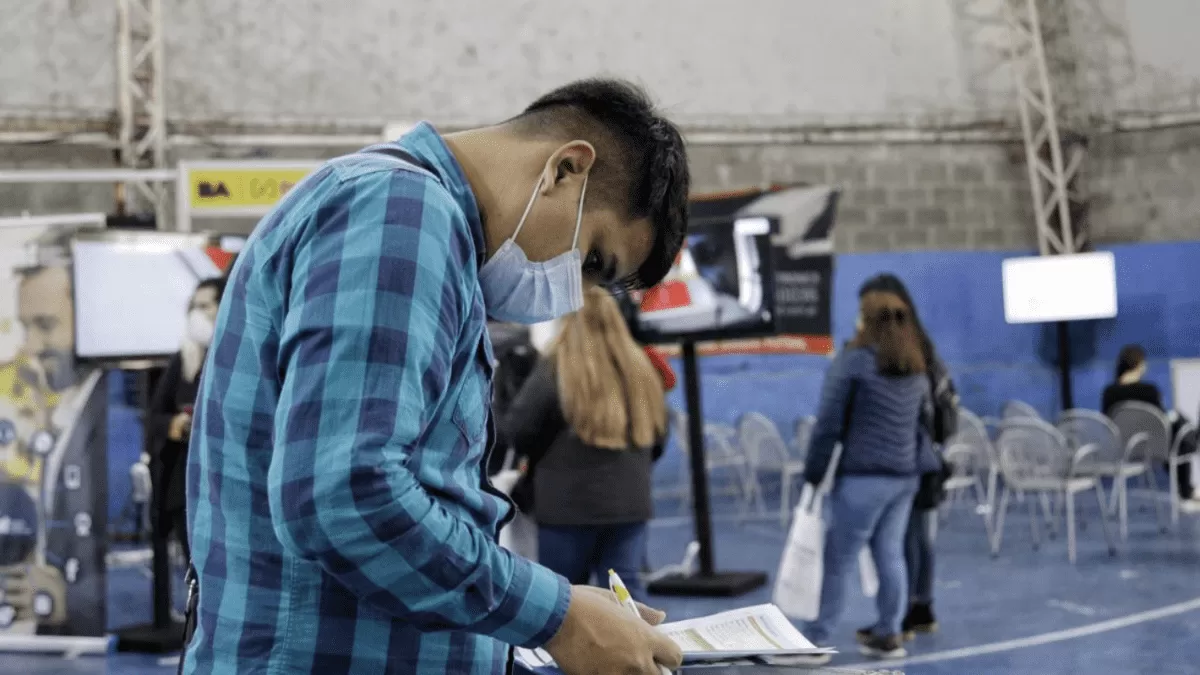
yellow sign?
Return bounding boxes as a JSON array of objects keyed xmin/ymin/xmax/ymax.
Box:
[{"xmin": 188, "ymin": 167, "xmax": 315, "ymax": 210}]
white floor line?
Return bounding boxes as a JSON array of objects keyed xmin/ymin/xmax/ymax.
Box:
[{"xmin": 841, "ymin": 595, "xmax": 1200, "ymax": 669}]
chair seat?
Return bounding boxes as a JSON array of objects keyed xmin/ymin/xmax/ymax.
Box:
[
  {"xmin": 1013, "ymin": 477, "xmax": 1097, "ymax": 493},
  {"xmin": 1080, "ymin": 463, "xmax": 1145, "ymax": 478}
]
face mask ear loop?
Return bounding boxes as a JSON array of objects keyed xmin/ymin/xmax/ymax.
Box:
[
  {"xmin": 510, "ymin": 174, "xmax": 543, "ymax": 244},
  {"xmin": 571, "ymin": 176, "xmax": 588, "ymax": 250}
]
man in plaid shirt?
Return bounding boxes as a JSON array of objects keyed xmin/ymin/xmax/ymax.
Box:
[{"xmin": 182, "ymin": 79, "xmax": 690, "ymax": 675}]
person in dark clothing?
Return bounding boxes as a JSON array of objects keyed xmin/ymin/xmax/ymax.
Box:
[
  {"xmin": 802, "ymin": 288, "xmax": 938, "ymax": 661},
  {"xmin": 1103, "ymin": 344, "xmax": 1198, "ymax": 509},
  {"xmin": 501, "ymin": 287, "xmax": 667, "ymax": 601},
  {"xmin": 857, "ymin": 273, "xmax": 956, "ymax": 639},
  {"xmin": 148, "ymin": 277, "xmax": 226, "ymax": 560}
]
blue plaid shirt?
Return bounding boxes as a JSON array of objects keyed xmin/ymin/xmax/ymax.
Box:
[{"xmin": 184, "ymin": 123, "xmax": 570, "ymax": 674}]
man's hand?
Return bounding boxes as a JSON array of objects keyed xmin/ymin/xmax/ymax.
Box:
[
  {"xmin": 168, "ymin": 412, "xmax": 192, "ymax": 442},
  {"xmin": 544, "ymin": 585, "xmax": 683, "ymax": 675}
]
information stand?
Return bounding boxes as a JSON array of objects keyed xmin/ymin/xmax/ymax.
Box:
[
  {"xmin": 647, "ymin": 342, "xmax": 768, "ymax": 597},
  {"xmin": 174, "ymin": 160, "xmax": 321, "ymax": 232}
]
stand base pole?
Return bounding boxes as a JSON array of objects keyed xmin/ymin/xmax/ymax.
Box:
[{"xmin": 647, "ymin": 571, "xmax": 768, "ymax": 598}]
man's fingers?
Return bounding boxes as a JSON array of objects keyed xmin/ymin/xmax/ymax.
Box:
[
  {"xmin": 648, "ymin": 629, "xmax": 683, "ymax": 670},
  {"xmin": 635, "ymin": 601, "xmax": 667, "ymax": 626}
]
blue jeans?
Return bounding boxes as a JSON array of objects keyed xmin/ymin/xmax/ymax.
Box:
[
  {"xmin": 905, "ymin": 508, "xmax": 937, "ymax": 605},
  {"xmin": 807, "ymin": 475, "xmax": 918, "ymax": 643},
  {"xmin": 538, "ymin": 522, "xmax": 649, "ymax": 601}
]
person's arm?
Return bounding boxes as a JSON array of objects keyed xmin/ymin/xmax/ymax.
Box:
[
  {"xmin": 147, "ymin": 354, "xmax": 183, "ymax": 449},
  {"xmin": 1149, "ymin": 384, "xmax": 1163, "ymax": 410},
  {"xmin": 644, "ymin": 346, "xmax": 677, "ymax": 391},
  {"xmin": 268, "ymin": 173, "xmax": 568, "ymax": 648},
  {"xmin": 500, "ymin": 360, "xmax": 564, "ymax": 468},
  {"xmin": 803, "ymin": 349, "xmax": 860, "ymax": 485}
]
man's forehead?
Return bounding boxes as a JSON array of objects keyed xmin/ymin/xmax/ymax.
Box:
[{"xmin": 608, "ymin": 216, "xmax": 654, "ymax": 280}]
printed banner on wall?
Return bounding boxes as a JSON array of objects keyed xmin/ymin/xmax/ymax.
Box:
[
  {"xmin": 654, "ymin": 185, "xmax": 839, "ymax": 357},
  {"xmin": 0, "ymin": 231, "xmax": 108, "ymax": 638}
]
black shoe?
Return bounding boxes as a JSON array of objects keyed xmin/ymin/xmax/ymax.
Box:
[
  {"xmin": 858, "ymin": 633, "xmax": 907, "ymax": 659},
  {"xmin": 901, "ymin": 603, "xmax": 938, "ymax": 639},
  {"xmin": 855, "ymin": 626, "xmax": 873, "ymax": 645}
]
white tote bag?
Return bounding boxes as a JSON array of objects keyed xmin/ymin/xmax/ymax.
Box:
[
  {"xmin": 772, "ymin": 482, "xmax": 827, "ymax": 621},
  {"xmin": 858, "ymin": 547, "xmax": 879, "ymax": 598},
  {"xmin": 492, "ymin": 469, "xmax": 539, "ymax": 561}
]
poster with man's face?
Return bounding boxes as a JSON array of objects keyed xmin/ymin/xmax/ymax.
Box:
[{"xmin": 0, "ymin": 232, "xmax": 106, "ymax": 638}]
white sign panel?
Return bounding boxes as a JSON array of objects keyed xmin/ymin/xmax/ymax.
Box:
[{"xmin": 1002, "ymin": 252, "xmax": 1118, "ymax": 324}]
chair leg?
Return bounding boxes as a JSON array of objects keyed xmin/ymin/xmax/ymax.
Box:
[
  {"xmin": 780, "ymin": 473, "xmax": 793, "ymax": 527},
  {"xmin": 1066, "ymin": 490, "xmax": 1077, "ymax": 564},
  {"xmin": 1094, "ymin": 484, "xmax": 1117, "ymax": 556},
  {"xmin": 1118, "ymin": 475, "xmax": 1129, "ymax": 542},
  {"xmin": 1028, "ymin": 493, "xmax": 1042, "ymax": 551},
  {"xmin": 1169, "ymin": 459, "xmax": 1180, "ymax": 529},
  {"xmin": 991, "ymin": 487, "xmax": 1011, "ymax": 557},
  {"xmin": 1144, "ymin": 465, "xmax": 1168, "ymax": 533}
]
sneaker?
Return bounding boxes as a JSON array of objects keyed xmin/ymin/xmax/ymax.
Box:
[
  {"xmin": 1181, "ymin": 497, "xmax": 1200, "ymax": 514},
  {"xmin": 901, "ymin": 603, "xmax": 939, "ymax": 639},
  {"xmin": 858, "ymin": 633, "xmax": 907, "ymax": 659}
]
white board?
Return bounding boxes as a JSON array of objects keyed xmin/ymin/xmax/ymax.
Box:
[
  {"xmin": 1171, "ymin": 359, "xmax": 1200, "ymax": 425},
  {"xmin": 1002, "ymin": 252, "xmax": 1118, "ymax": 324},
  {"xmin": 72, "ymin": 236, "xmax": 219, "ymax": 360}
]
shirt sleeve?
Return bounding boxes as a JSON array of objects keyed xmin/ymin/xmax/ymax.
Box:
[
  {"xmin": 268, "ymin": 170, "xmax": 569, "ymax": 647},
  {"xmin": 804, "ymin": 348, "xmax": 859, "ymax": 485}
]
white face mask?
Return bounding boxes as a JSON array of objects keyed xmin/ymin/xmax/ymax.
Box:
[
  {"xmin": 186, "ymin": 309, "xmax": 215, "ymax": 347},
  {"xmin": 477, "ymin": 173, "xmax": 588, "ymax": 324}
]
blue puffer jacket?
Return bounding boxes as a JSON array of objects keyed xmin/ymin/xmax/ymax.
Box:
[{"xmin": 803, "ymin": 346, "xmax": 938, "ymax": 484}]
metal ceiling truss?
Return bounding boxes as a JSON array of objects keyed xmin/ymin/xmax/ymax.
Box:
[
  {"xmin": 115, "ymin": 0, "xmax": 168, "ymax": 225},
  {"xmin": 1001, "ymin": 0, "xmax": 1088, "ymax": 255}
]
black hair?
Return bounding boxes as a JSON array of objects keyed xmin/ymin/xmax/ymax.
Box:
[
  {"xmin": 195, "ymin": 277, "xmax": 227, "ymax": 302},
  {"xmin": 1115, "ymin": 344, "xmax": 1146, "ymax": 380},
  {"xmin": 858, "ymin": 273, "xmax": 937, "ymax": 366},
  {"xmin": 512, "ymin": 78, "xmax": 690, "ymax": 291}
]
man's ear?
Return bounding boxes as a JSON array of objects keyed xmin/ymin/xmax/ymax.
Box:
[{"xmin": 541, "ymin": 141, "xmax": 596, "ymax": 195}]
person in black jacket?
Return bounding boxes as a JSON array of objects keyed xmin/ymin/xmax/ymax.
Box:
[
  {"xmin": 148, "ymin": 277, "xmax": 226, "ymax": 560},
  {"xmin": 1103, "ymin": 344, "xmax": 1199, "ymax": 510},
  {"xmin": 500, "ymin": 287, "xmax": 667, "ymax": 601},
  {"xmin": 857, "ymin": 273, "xmax": 956, "ymax": 640}
]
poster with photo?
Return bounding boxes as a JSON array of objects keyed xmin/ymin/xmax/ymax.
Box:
[{"xmin": 0, "ymin": 228, "xmax": 108, "ymax": 638}]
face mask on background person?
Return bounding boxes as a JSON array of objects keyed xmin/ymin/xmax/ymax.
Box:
[
  {"xmin": 186, "ymin": 309, "xmax": 215, "ymax": 347},
  {"xmin": 477, "ymin": 172, "xmax": 589, "ymax": 325}
]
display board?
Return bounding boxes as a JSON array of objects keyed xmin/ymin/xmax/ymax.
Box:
[
  {"xmin": 0, "ymin": 228, "xmax": 110, "ymax": 645},
  {"xmin": 175, "ymin": 160, "xmax": 321, "ymax": 232},
  {"xmin": 622, "ymin": 186, "xmax": 838, "ymax": 356},
  {"xmin": 1171, "ymin": 358, "xmax": 1200, "ymax": 424},
  {"xmin": 1002, "ymin": 252, "xmax": 1118, "ymax": 324},
  {"xmin": 71, "ymin": 232, "xmax": 226, "ymax": 361}
]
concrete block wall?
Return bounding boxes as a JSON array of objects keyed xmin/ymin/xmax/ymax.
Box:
[
  {"xmin": 1089, "ymin": 125, "xmax": 1200, "ymax": 244},
  {"xmin": 689, "ymin": 141, "xmax": 1036, "ymax": 252},
  {"xmin": 4, "ymin": 126, "xmax": 1200, "ymax": 249}
]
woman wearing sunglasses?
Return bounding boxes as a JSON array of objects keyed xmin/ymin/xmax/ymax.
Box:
[{"xmin": 801, "ymin": 284, "xmax": 940, "ymax": 661}]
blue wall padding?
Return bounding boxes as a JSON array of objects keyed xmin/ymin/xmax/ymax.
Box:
[
  {"xmin": 100, "ymin": 241, "xmax": 1200, "ymax": 516},
  {"xmin": 652, "ymin": 240, "xmax": 1200, "ymax": 489}
]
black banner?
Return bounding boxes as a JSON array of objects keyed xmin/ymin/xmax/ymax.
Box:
[{"xmin": 772, "ymin": 251, "xmax": 833, "ymax": 338}]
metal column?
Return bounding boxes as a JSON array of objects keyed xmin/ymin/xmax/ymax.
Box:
[
  {"xmin": 1001, "ymin": 0, "xmax": 1089, "ymax": 256},
  {"xmin": 116, "ymin": 0, "xmax": 169, "ymax": 227}
]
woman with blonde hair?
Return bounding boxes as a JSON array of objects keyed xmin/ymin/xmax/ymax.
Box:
[
  {"xmin": 501, "ymin": 286, "xmax": 668, "ymax": 600},
  {"xmin": 800, "ymin": 286, "xmax": 940, "ymax": 662}
]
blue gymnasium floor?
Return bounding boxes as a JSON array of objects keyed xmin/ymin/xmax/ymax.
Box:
[{"xmin": 8, "ymin": 492, "xmax": 1200, "ymax": 675}]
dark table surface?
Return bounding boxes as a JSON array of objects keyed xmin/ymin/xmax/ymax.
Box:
[{"xmin": 515, "ymin": 664, "xmax": 902, "ymax": 675}]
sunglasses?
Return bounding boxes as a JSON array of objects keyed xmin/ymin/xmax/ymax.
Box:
[{"xmin": 875, "ymin": 307, "xmax": 908, "ymax": 323}]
